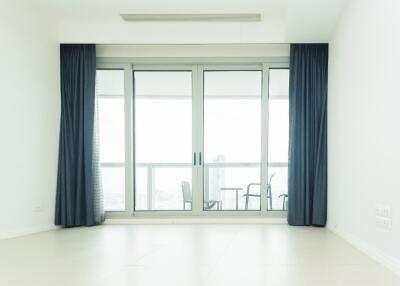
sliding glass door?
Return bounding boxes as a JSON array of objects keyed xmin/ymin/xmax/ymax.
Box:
[
  {"xmin": 134, "ymin": 70, "xmax": 193, "ymax": 211},
  {"xmin": 97, "ymin": 62, "xmax": 289, "ymax": 216},
  {"xmin": 203, "ymin": 70, "xmax": 262, "ymax": 211},
  {"xmin": 96, "ymin": 69, "xmax": 126, "ymax": 212},
  {"xmin": 267, "ymin": 69, "xmax": 289, "ymax": 211}
]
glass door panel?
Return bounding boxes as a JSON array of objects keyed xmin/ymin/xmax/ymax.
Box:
[
  {"xmin": 267, "ymin": 69, "xmax": 289, "ymax": 211},
  {"xmin": 134, "ymin": 71, "xmax": 193, "ymax": 211},
  {"xmin": 96, "ymin": 69, "xmax": 126, "ymax": 211},
  {"xmin": 203, "ymin": 71, "xmax": 262, "ymax": 211}
]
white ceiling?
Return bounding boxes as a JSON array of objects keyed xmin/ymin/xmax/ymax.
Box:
[{"xmin": 35, "ymin": 0, "xmax": 347, "ymax": 43}]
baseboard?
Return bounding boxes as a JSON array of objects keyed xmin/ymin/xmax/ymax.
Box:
[
  {"xmin": 328, "ymin": 226, "xmax": 400, "ymax": 277},
  {"xmin": 0, "ymin": 225, "xmax": 60, "ymax": 240},
  {"xmin": 105, "ymin": 217, "xmax": 287, "ymax": 225}
]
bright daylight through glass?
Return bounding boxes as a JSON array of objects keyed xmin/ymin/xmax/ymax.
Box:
[
  {"xmin": 134, "ymin": 71, "xmax": 192, "ymax": 211},
  {"xmin": 96, "ymin": 69, "xmax": 126, "ymax": 211},
  {"xmin": 96, "ymin": 68, "xmax": 289, "ymax": 212}
]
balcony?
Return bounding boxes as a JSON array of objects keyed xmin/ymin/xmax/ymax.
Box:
[{"xmin": 121, "ymin": 161, "xmax": 288, "ymax": 211}]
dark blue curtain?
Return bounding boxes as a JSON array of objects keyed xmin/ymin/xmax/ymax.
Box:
[
  {"xmin": 287, "ymin": 44, "xmax": 328, "ymax": 226},
  {"xmin": 55, "ymin": 44, "xmax": 104, "ymax": 226}
]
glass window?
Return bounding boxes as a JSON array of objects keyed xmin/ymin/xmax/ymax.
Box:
[
  {"xmin": 204, "ymin": 71, "xmax": 262, "ymax": 211},
  {"xmin": 96, "ymin": 70, "xmax": 124, "ymax": 95},
  {"xmin": 269, "ymin": 69, "xmax": 289, "ymax": 96},
  {"xmin": 96, "ymin": 69, "xmax": 125, "ymax": 211},
  {"xmin": 204, "ymin": 71, "xmax": 262, "ymax": 96},
  {"xmin": 268, "ymin": 100, "xmax": 289, "ymax": 163},
  {"xmin": 134, "ymin": 71, "xmax": 193, "ymax": 211},
  {"xmin": 134, "ymin": 71, "xmax": 192, "ymax": 96},
  {"xmin": 96, "ymin": 64, "xmax": 290, "ymax": 216},
  {"xmin": 268, "ymin": 69, "xmax": 289, "ymax": 211},
  {"xmin": 98, "ymin": 98, "xmax": 125, "ymax": 163},
  {"xmin": 101, "ymin": 167, "xmax": 125, "ymax": 211}
]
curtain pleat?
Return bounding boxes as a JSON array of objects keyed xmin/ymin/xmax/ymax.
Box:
[
  {"xmin": 55, "ymin": 44, "xmax": 104, "ymax": 226},
  {"xmin": 287, "ymin": 44, "xmax": 328, "ymax": 226}
]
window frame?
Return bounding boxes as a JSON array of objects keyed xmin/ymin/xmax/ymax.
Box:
[
  {"xmin": 96, "ymin": 64, "xmax": 134, "ymax": 217},
  {"xmin": 97, "ymin": 58, "xmax": 289, "ymax": 219}
]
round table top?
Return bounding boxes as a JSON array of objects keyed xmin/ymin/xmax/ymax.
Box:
[{"xmin": 220, "ymin": 187, "xmax": 243, "ymax": 191}]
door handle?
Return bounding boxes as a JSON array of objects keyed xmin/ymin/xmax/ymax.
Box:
[
  {"xmin": 199, "ymin": 152, "xmax": 202, "ymax": 166},
  {"xmin": 193, "ymin": 152, "xmax": 196, "ymax": 166}
]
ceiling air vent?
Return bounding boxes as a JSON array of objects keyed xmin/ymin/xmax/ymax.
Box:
[{"xmin": 120, "ymin": 13, "xmax": 261, "ymax": 22}]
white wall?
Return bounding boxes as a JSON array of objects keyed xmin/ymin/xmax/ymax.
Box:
[
  {"xmin": 328, "ymin": 0, "xmax": 400, "ymax": 275},
  {"xmin": 0, "ymin": 0, "xmax": 60, "ymax": 239},
  {"xmin": 96, "ymin": 43, "xmax": 290, "ymax": 58},
  {"xmin": 49, "ymin": 0, "xmax": 344, "ymax": 44}
]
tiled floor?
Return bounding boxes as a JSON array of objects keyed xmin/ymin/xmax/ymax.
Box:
[{"xmin": 0, "ymin": 224, "xmax": 399, "ymax": 286}]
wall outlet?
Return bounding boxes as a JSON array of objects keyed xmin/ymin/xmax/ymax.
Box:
[
  {"xmin": 375, "ymin": 204, "xmax": 393, "ymax": 230},
  {"xmin": 383, "ymin": 206, "xmax": 392, "ymax": 218},
  {"xmin": 384, "ymin": 218, "xmax": 392, "ymax": 230},
  {"xmin": 375, "ymin": 204, "xmax": 383, "ymax": 216},
  {"xmin": 374, "ymin": 204, "xmax": 392, "ymax": 219}
]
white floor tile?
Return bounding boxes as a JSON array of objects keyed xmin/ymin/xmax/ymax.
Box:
[{"xmin": 0, "ymin": 224, "xmax": 398, "ymax": 286}]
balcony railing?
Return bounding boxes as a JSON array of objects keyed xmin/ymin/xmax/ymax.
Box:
[{"xmin": 101, "ymin": 162, "xmax": 288, "ymax": 211}]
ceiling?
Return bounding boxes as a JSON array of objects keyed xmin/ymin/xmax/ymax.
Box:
[{"xmin": 35, "ymin": 0, "xmax": 347, "ymax": 43}]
